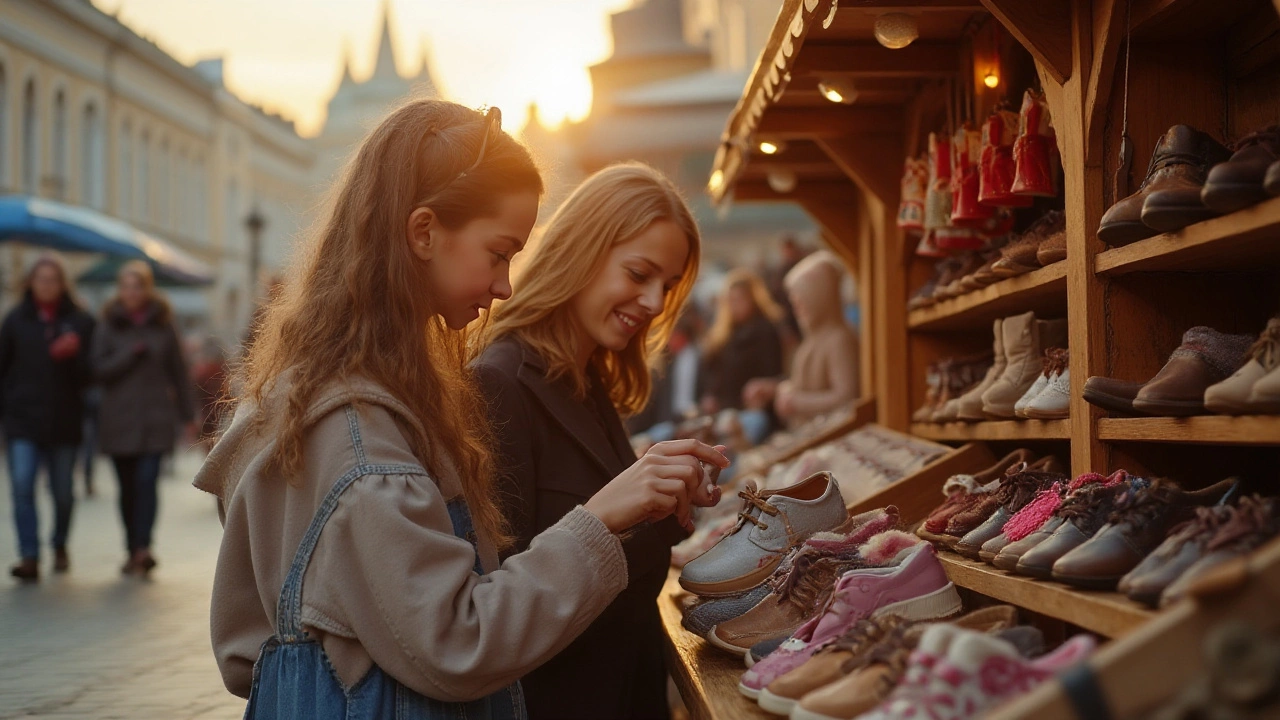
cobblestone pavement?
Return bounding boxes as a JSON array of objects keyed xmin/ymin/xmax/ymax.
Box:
[{"xmin": 0, "ymin": 451, "xmax": 245, "ymax": 719}]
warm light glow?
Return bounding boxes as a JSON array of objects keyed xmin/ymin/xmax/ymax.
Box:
[
  {"xmin": 874, "ymin": 13, "xmax": 919, "ymax": 49},
  {"xmin": 767, "ymin": 169, "xmax": 798, "ymax": 194},
  {"xmin": 983, "ymin": 70, "xmax": 1000, "ymax": 89},
  {"xmin": 708, "ymin": 169, "xmax": 726, "ymax": 193},
  {"xmin": 758, "ymin": 141, "xmax": 781, "ymax": 155},
  {"xmin": 818, "ymin": 78, "xmax": 857, "ymax": 105}
]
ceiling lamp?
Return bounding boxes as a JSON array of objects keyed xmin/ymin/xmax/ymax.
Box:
[
  {"xmin": 767, "ymin": 169, "xmax": 798, "ymax": 194},
  {"xmin": 874, "ymin": 13, "xmax": 919, "ymax": 49},
  {"xmin": 983, "ymin": 69, "xmax": 1000, "ymax": 88},
  {"xmin": 758, "ymin": 139, "xmax": 788, "ymax": 155},
  {"xmin": 818, "ymin": 78, "xmax": 858, "ymax": 104}
]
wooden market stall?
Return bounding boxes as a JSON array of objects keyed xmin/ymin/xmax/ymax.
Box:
[{"xmin": 663, "ymin": 0, "xmax": 1280, "ymax": 717}]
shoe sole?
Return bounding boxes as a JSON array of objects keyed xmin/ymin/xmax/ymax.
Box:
[
  {"xmin": 1023, "ymin": 406, "xmax": 1069, "ymax": 420},
  {"xmin": 757, "ymin": 688, "xmax": 798, "ymax": 715},
  {"xmin": 705, "ymin": 624, "xmax": 792, "ymax": 656},
  {"xmin": 953, "ymin": 542, "xmax": 983, "ymax": 559},
  {"xmin": 978, "ymin": 549, "xmax": 999, "ymax": 564},
  {"xmin": 1098, "ymin": 220, "xmax": 1158, "ymax": 247},
  {"xmin": 737, "ymin": 681, "xmax": 761, "ymax": 700},
  {"xmin": 1037, "ymin": 251, "xmax": 1067, "ymax": 265},
  {"xmin": 1141, "ymin": 205, "xmax": 1219, "ymax": 233},
  {"xmin": 915, "ymin": 527, "xmax": 961, "ymax": 547},
  {"xmin": 1051, "ymin": 571, "xmax": 1122, "ymax": 590},
  {"xmin": 1015, "ymin": 562, "xmax": 1054, "ymax": 580},
  {"xmin": 1131, "ymin": 397, "xmax": 1206, "ymax": 416},
  {"xmin": 1201, "ymin": 183, "xmax": 1267, "ymax": 214},
  {"xmin": 1204, "ymin": 396, "xmax": 1255, "ymax": 415},
  {"xmin": 992, "ymin": 552, "xmax": 1023, "ymax": 572},
  {"xmin": 1082, "ymin": 387, "xmax": 1141, "ymax": 415},
  {"xmin": 680, "ymin": 557, "xmax": 783, "ymax": 598}
]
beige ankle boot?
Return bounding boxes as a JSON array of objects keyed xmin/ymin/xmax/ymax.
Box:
[
  {"xmin": 956, "ymin": 319, "xmax": 1006, "ymax": 421},
  {"xmin": 982, "ymin": 314, "xmax": 1068, "ymax": 417}
]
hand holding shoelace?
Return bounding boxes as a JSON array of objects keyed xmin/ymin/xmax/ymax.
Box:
[{"xmin": 584, "ymin": 440, "xmax": 729, "ymax": 534}]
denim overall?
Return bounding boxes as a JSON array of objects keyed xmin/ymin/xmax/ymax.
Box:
[{"xmin": 243, "ymin": 455, "xmax": 526, "ymax": 720}]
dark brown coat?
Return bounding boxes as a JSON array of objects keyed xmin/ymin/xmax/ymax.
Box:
[
  {"xmin": 91, "ymin": 299, "xmax": 194, "ymax": 456},
  {"xmin": 473, "ymin": 337, "xmax": 686, "ymax": 720}
]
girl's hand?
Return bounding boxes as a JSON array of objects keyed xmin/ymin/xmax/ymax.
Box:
[{"xmin": 584, "ymin": 440, "xmax": 729, "ymax": 534}]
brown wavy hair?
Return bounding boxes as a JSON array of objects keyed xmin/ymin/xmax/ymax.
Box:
[
  {"xmin": 237, "ymin": 99, "xmax": 542, "ymax": 546},
  {"xmin": 478, "ymin": 162, "xmax": 700, "ymax": 416}
]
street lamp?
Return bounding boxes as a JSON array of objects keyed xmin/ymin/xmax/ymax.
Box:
[{"xmin": 244, "ymin": 206, "xmax": 266, "ymax": 299}]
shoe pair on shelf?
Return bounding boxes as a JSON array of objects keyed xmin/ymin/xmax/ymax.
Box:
[
  {"xmin": 1098, "ymin": 124, "xmax": 1280, "ymax": 246},
  {"xmin": 1084, "ymin": 322, "xmax": 1276, "ymax": 416},
  {"xmin": 915, "ymin": 312, "xmax": 1069, "ymax": 423}
]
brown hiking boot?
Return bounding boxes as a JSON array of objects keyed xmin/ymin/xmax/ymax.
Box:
[
  {"xmin": 1202, "ymin": 125, "xmax": 1280, "ymax": 213},
  {"xmin": 1133, "ymin": 327, "xmax": 1255, "ymax": 416}
]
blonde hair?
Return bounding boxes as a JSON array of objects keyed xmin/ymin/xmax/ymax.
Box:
[
  {"xmin": 480, "ymin": 162, "xmax": 701, "ymax": 416},
  {"xmin": 236, "ymin": 99, "xmax": 543, "ymax": 547},
  {"xmin": 107, "ymin": 259, "xmax": 172, "ymax": 323},
  {"xmin": 703, "ymin": 267, "xmax": 783, "ymax": 358}
]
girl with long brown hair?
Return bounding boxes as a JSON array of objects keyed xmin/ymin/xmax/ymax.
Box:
[
  {"xmin": 194, "ymin": 100, "xmax": 725, "ymax": 720},
  {"xmin": 473, "ymin": 163, "xmax": 707, "ymax": 720}
]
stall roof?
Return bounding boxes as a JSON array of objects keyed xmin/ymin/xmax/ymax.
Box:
[{"xmin": 709, "ymin": 0, "xmax": 986, "ymax": 205}]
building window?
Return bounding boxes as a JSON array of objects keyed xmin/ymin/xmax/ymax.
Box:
[
  {"xmin": 21, "ymin": 78, "xmax": 38, "ymax": 195},
  {"xmin": 194, "ymin": 155, "xmax": 207, "ymax": 242},
  {"xmin": 225, "ymin": 177, "xmax": 239, "ymax": 249},
  {"xmin": 0, "ymin": 64, "xmax": 8, "ymax": 191},
  {"xmin": 138, "ymin": 130, "xmax": 150, "ymax": 221},
  {"xmin": 157, "ymin": 138, "xmax": 170, "ymax": 228},
  {"xmin": 82, "ymin": 102, "xmax": 105, "ymax": 209},
  {"xmin": 118, "ymin": 120, "xmax": 133, "ymax": 216},
  {"xmin": 52, "ymin": 89, "xmax": 67, "ymax": 199}
]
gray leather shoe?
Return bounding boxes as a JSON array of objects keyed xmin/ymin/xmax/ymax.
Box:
[{"xmin": 679, "ymin": 472, "xmax": 850, "ymax": 597}]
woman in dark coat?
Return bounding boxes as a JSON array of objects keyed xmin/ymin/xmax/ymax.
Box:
[
  {"xmin": 0, "ymin": 254, "xmax": 95, "ymax": 581},
  {"xmin": 473, "ymin": 164, "xmax": 709, "ymax": 720},
  {"xmin": 698, "ymin": 268, "xmax": 784, "ymax": 442},
  {"xmin": 91, "ymin": 260, "xmax": 193, "ymax": 576}
]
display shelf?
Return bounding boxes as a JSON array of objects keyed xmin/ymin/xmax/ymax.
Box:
[
  {"xmin": 1095, "ymin": 195, "xmax": 1280, "ymax": 276},
  {"xmin": 659, "ymin": 570, "xmax": 769, "ymax": 720},
  {"xmin": 734, "ymin": 399, "xmax": 876, "ymax": 477},
  {"xmin": 908, "ymin": 262, "xmax": 1068, "ymax": 332},
  {"xmin": 910, "ymin": 419, "xmax": 1071, "ymax": 441},
  {"xmin": 936, "ymin": 551, "xmax": 1155, "ymax": 639},
  {"xmin": 1097, "ymin": 415, "xmax": 1280, "ymax": 445}
]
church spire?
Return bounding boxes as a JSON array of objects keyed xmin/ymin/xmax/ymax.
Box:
[
  {"xmin": 372, "ymin": 0, "xmax": 400, "ymax": 80},
  {"xmin": 339, "ymin": 41, "xmax": 355, "ymax": 87}
]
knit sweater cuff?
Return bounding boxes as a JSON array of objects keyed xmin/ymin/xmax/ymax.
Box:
[{"xmin": 557, "ymin": 506, "xmax": 628, "ymax": 592}]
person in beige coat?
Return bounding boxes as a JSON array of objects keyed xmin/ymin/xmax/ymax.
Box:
[
  {"xmin": 194, "ymin": 100, "xmax": 725, "ymax": 719},
  {"xmin": 744, "ymin": 250, "xmax": 860, "ymax": 426}
]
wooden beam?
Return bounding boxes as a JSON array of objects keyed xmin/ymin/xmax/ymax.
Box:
[
  {"xmin": 791, "ymin": 43, "xmax": 960, "ymax": 77},
  {"xmin": 1083, "ymin": 0, "xmax": 1125, "ymax": 163},
  {"xmin": 756, "ymin": 106, "xmax": 902, "ymax": 137},
  {"xmin": 816, "ymin": 134, "xmax": 905, "ymax": 207},
  {"xmin": 733, "ymin": 178, "xmax": 857, "ymax": 203},
  {"xmin": 795, "ymin": 188, "xmax": 861, "ymax": 243},
  {"xmin": 978, "ymin": 0, "xmax": 1073, "ymax": 84},
  {"xmin": 741, "ymin": 142, "xmax": 833, "ymax": 168}
]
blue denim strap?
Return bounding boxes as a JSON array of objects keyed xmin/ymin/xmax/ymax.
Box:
[{"xmin": 275, "ymin": 406, "xmax": 430, "ymax": 639}]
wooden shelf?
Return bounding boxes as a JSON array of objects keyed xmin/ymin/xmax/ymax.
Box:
[
  {"xmin": 1098, "ymin": 415, "xmax": 1280, "ymax": 445},
  {"xmin": 659, "ymin": 570, "xmax": 769, "ymax": 720},
  {"xmin": 1095, "ymin": 195, "xmax": 1280, "ymax": 276},
  {"xmin": 908, "ymin": 262, "xmax": 1068, "ymax": 332},
  {"xmin": 937, "ymin": 551, "xmax": 1155, "ymax": 639},
  {"xmin": 910, "ymin": 419, "xmax": 1071, "ymax": 441}
]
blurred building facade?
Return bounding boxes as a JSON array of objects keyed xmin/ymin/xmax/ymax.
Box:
[
  {"xmin": 0, "ymin": 0, "xmax": 317, "ymax": 344},
  {"xmin": 564, "ymin": 0, "xmax": 816, "ymax": 268},
  {"xmin": 312, "ymin": 1, "xmax": 440, "ymax": 187}
]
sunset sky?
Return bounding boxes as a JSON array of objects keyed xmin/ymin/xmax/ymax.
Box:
[{"xmin": 91, "ymin": 0, "xmax": 633, "ymax": 137}]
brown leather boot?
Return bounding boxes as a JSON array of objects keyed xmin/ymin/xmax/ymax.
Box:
[
  {"xmin": 1202, "ymin": 126, "xmax": 1280, "ymax": 213},
  {"xmin": 1132, "ymin": 327, "xmax": 1255, "ymax": 416},
  {"xmin": 10, "ymin": 558, "xmax": 38, "ymax": 583},
  {"xmin": 1082, "ymin": 376, "xmax": 1146, "ymax": 415},
  {"xmin": 1098, "ymin": 125, "xmax": 1232, "ymax": 245}
]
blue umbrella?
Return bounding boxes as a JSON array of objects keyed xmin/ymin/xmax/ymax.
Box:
[{"xmin": 0, "ymin": 195, "xmax": 214, "ymax": 285}]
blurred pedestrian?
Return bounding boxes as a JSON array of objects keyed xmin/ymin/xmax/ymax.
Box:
[
  {"xmin": 744, "ymin": 250, "xmax": 859, "ymax": 426},
  {"xmin": 1, "ymin": 253, "xmax": 96, "ymax": 582},
  {"xmin": 190, "ymin": 336, "xmax": 228, "ymax": 453},
  {"xmin": 699, "ymin": 268, "xmax": 784, "ymax": 442},
  {"xmin": 92, "ymin": 260, "xmax": 194, "ymax": 576}
]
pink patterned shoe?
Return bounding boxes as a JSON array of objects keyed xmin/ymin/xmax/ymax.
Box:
[
  {"xmin": 860, "ymin": 625, "xmax": 1097, "ymax": 720},
  {"xmin": 736, "ymin": 543, "xmax": 961, "ymax": 700}
]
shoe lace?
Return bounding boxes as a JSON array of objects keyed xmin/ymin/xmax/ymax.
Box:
[
  {"xmin": 1166, "ymin": 504, "xmax": 1230, "ymax": 546},
  {"xmin": 1208, "ymin": 496, "xmax": 1280, "ymax": 552},
  {"xmin": 994, "ymin": 470, "xmax": 1065, "ymax": 513},
  {"xmin": 1248, "ymin": 321, "xmax": 1280, "ymax": 370},
  {"xmin": 1058, "ymin": 480, "xmax": 1139, "ymax": 534},
  {"xmin": 737, "ymin": 485, "xmax": 779, "ymax": 530},
  {"xmin": 1041, "ymin": 347, "xmax": 1070, "ymax": 376},
  {"xmin": 1108, "ymin": 479, "xmax": 1182, "ymax": 527}
]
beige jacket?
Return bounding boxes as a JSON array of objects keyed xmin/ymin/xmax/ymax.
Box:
[
  {"xmin": 784, "ymin": 251, "xmax": 860, "ymax": 424},
  {"xmin": 193, "ymin": 375, "xmax": 627, "ymax": 702}
]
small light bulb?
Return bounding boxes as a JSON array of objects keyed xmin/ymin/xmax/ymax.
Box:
[
  {"xmin": 759, "ymin": 141, "xmax": 780, "ymax": 155},
  {"xmin": 708, "ymin": 169, "xmax": 726, "ymax": 193},
  {"xmin": 767, "ymin": 169, "xmax": 798, "ymax": 194},
  {"xmin": 983, "ymin": 70, "xmax": 999, "ymax": 89},
  {"xmin": 822, "ymin": 87, "xmax": 844, "ymax": 103},
  {"xmin": 817, "ymin": 79, "xmax": 857, "ymax": 105}
]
